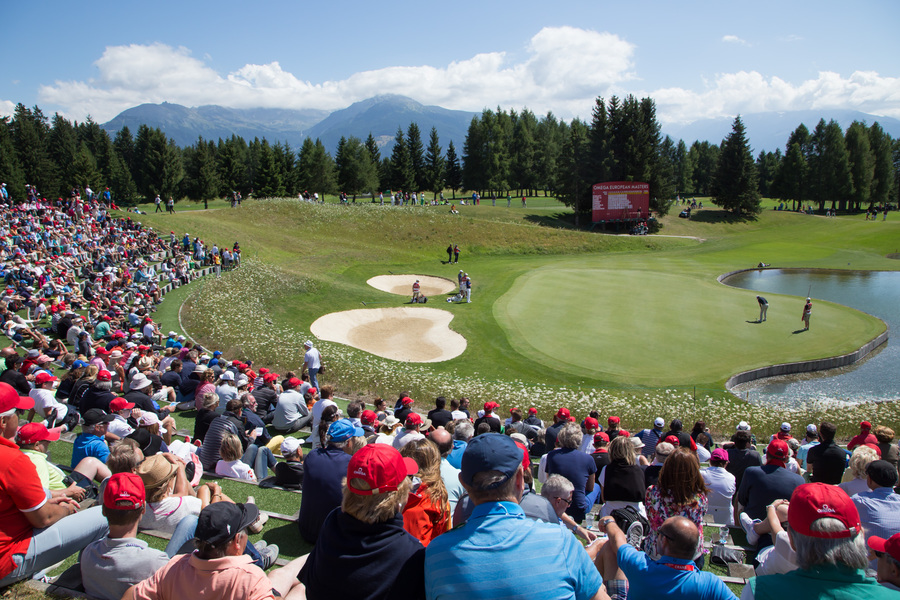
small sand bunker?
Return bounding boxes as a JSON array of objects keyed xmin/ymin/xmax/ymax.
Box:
[
  {"xmin": 367, "ymin": 274, "xmax": 457, "ymax": 297},
  {"xmin": 310, "ymin": 307, "xmax": 467, "ymax": 363}
]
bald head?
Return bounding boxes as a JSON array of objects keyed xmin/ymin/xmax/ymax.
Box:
[
  {"xmin": 0, "ymin": 347, "xmax": 17, "ymax": 360},
  {"xmin": 658, "ymin": 516, "xmax": 699, "ymax": 559},
  {"xmin": 428, "ymin": 427, "xmax": 453, "ymax": 457}
]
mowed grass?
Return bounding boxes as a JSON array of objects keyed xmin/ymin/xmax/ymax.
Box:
[{"xmin": 122, "ymin": 196, "xmax": 898, "ymax": 397}]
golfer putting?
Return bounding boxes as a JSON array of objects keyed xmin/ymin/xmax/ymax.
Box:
[{"xmin": 757, "ymin": 295, "xmax": 768, "ymax": 322}]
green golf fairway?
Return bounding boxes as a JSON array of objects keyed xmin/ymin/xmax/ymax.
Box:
[{"xmin": 496, "ymin": 264, "xmax": 884, "ymax": 386}]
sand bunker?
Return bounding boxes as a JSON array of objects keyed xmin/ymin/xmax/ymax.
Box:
[
  {"xmin": 310, "ymin": 307, "xmax": 467, "ymax": 363},
  {"xmin": 367, "ymin": 274, "xmax": 457, "ymax": 297}
]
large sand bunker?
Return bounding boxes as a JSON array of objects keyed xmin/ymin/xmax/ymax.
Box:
[
  {"xmin": 310, "ymin": 307, "xmax": 467, "ymax": 363},
  {"xmin": 367, "ymin": 274, "xmax": 457, "ymax": 297}
]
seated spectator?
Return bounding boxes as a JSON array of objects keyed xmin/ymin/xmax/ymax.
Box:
[
  {"xmin": 394, "ymin": 413, "xmax": 429, "ymax": 449},
  {"xmin": 17, "ymin": 422, "xmax": 110, "ymax": 500},
  {"xmin": 399, "ymin": 439, "xmax": 451, "ymax": 546},
  {"xmin": 298, "ymin": 444, "xmax": 424, "ymax": 600},
  {"xmin": 29, "ymin": 371, "xmax": 72, "ymax": 430},
  {"xmin": 745, "ymin": 499, "xmax": 797, "ymax": 575},
  {"xmin": 545, "ymin": 421, "xmax": 599, "ymax": 523},
  {"xmin": 737, "ymin": 440, "xmax": 805, "ymax": 547},
  {"xmin": 594, "ymin": 515, "xmax": 735, "ymax": 600},
  {"xmin": 873, "ymin": 426, "xmax": 899, "ymax": 471},
  {"xmin": 193, "ymin": 392, "xmax": 219, "ymax": 442},
  {"xmin": 137, "ymin": 454, "xmax": 226, "ymax": 534},
  {"xmin": 796, "ymin": 424, "xmax": 819, "ymax": 469},
  {"xmin": 840, "ymin": 446, "xmax": 880, "ymax": 497},
  {"xmin": 427, "ymin": 396, "xmax": 453, "ymax": 429},
  {"xmin": 806, "ymin": 421, "xmax": 847, "ymax": 484},
  {"xmin": 198, "ymin": 398, "xmax": 260, "ymax": 472},
  {"xmin": 446, "ymin": 420, "xmax": 472, "ymax": 468},
  {"xmin": 851, "ymin": 460, "xmax": 900, "ymax": 544},
  {"xmin": 80, "ymin": 473, "xmax": 170, "ymax": 600},
  {"xmin": 108, "ymin": 397, "xmax": 137, "ymax": 439},
  {"xmin": 0, "ymin": 382, "xmax": 109, "ymax": 587},
  {"xmin": 123, "ymin": 502, "xmax": 305, "ymax": 600},
  {"xmin": 645, "ymin": 441, "xmax": 674, "ymax": 489},
  {"xmin": 540, "ymin": 474, "xmax": 597, "ymax": 543},
  {"xmin": 79, "ymin": 369, "xmax": 117, "ymax": 415},
  {"xmin": 216, "ymin": 433, "xmax": 258, "ymax": 481},
  {"xmin": 847, "ymin": 420, "xmax": 878, "ymax": 451},
  {"xmin": 598, "ymin": 435, "xmax": 647, "ymax": 519},
  {"xmin": 373, "ymin": 415, "xmax": 402, "ymax": 445},
  {"xmin": 298, "ymin": 419, "xmax": 362, "ymax": 544},
  {"xmin": 591, "ymin": 432, "xmax": 611, "ymax": 473},
  {"xmin": 273, "ymin": 437, "xmax": 304, "ymax": 490},
  {"xmin": 72, "ymin": 408, "xmax": 115, "ymax": 467},
  {"xmin": 580, "ymin": 417, "xmax": 601, "ymax": 453},
  {"xmin": 726, "ymin": 430, "xmax": 762, "ymax": 490},
  {"xmin": 662, "ymin": 419, "xmax": 697, "ymax": 452},
  {"xmin": 427, "ymin": 428, "xmax": 464, "ymax": 515},
  {"xmin": 424, "ymin": 433, "xmax": 605, "ymax": 600},
  {"xmin": 635, "ymin": 417, "xmax": 665, "ymax": 460},
  {"xmin": 701, "ymin": 448, "xmax": 736, "ymax": 527},
  {"xmin": 644, "ymin": 448, "xmax": 709, "ymax": 563},
  {"xmin": 271, "ymin": 377, "xmax": 311, "ymax": 433},
  {"xmin": 742, "ymin": 483, "xmax": 891, "ymax": 600},
  {"xmin": 867, "ymin": 533, "xmax": 900, "ymax": 593}
]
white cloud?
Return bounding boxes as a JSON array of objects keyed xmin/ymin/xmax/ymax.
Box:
[
  {"xmin": 35, "ymin": 31, "xmax": 900, "ymax": 128},
  {"xmin": 38, "ymin": 28, "xmax": 636, "ymax": 122},
  {"xmin": 722, "ymin": 35, "xmax": 750, "ymax": 46},
  {"xmin": 0, "ymin": 100, "xmax": 15, "ymax": 119},
  {"xmin": 653, "ymin": 70, "xmax": 900, "ymax": 124}
]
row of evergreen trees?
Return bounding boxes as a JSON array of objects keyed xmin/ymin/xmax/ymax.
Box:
[{"xmin": 1, "ymin": 99, "xmax": 896, "ymax": 216}]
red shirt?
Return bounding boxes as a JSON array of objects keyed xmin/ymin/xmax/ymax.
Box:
[
  {"xmin": 847, "ymin": 432, "xmax": 878, "ymax": 451},
  {"xmin": 0, "ymin": 437, "xmax": 48, "ymax": 579}
]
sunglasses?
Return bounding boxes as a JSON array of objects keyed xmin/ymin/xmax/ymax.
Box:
[
  {"xmin": 874, "ymin": 550, "xmax": 884, "ymax": 558},
  {"xmin": 555, "ymin": 496, "xmax": 572, "ymax": 506}
]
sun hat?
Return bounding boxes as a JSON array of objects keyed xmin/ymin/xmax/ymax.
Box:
[
  {"xmin": 509, "ymin": 432, "xmax": 529, "ymax": 446},
  {"xmin": 736, "ymin": 421, "xmax": 751, "ymax": 431},
  {"xmin": 346, "ymin": 444, "xmax": 418, "ymax": 496},
  {"xmin": 17, "ymin": 422, "xmax": 62, "ymax": 445},
  {"xmin": 104, "ymin": 472, "xmax": 145, "ymax": 510},
  {"xmin": 109, "ymin": 397, "xmax": 135, "ymax": 412},
  {"xmin": 303, "ymin": 340, "xmax": 313, "ymax": 348},
  {"xmin": 220, "ymin": 371, "xmax": 234, "ymax": 381},
  {"xmin": 281, "ymin": 437, "xmax": 302, "ymax": 456},
  {"xmin": 868, "ymin": 533, "xmax": 900, "ymax": 563},
  {"xmin": 0, "ymin": 382, "xmax": 33, "ymax": 414},
  {"xmin": 195, "ymin": 503, "xmax": 259, "ymax": 544},
  {"xmin": 130, "ymin": 373, "xmax": 151, "ymax": 390},
  {"xmin": 788, "ymin": 483, "xmax": 861, "ymax": 539},
  {"xmin": 136, "ymin": 454, "xmax": 178, "ymax": 490},
  {"xmin": 460, "ymin": 433, "xmax": 523, "ymax": 489},
  {"xmin": 35, "ymin": 355, "xmax": 53, "ymax": 364},
  {"xmin": 381, "ymin": 415, "xmax": 400, "ymax": 428},
  {"xmin": 83, "ymin": 408, "xmax": 115, "ymax": 427},
  {"xmin": 327, "ymin": 419, "xmax": 365, "ymax": 443},
  {"xmin": 630, "ymin": 437, "xmax": 645, "ymax": 450},
  {"xmin": 711, "ymin": 448, "xmax": 730, "ymax": 462}
]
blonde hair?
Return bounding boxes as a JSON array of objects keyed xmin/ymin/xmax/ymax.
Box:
[
  {"xmin": 342, "ymin": 476, "xmax": 411, "ymax": 524},
  {"xmin": 848, "ymin": 445, "xmax": 878, "ymax": 480},
  {"xmin": 608, "ymin": 435, "xmax": 636, "ymax": 464},
  {"xmin": 219, "ymin": 433, "xmax": 243, "ymax": 462},
  {"xmin": 347, "ymin": 436, "xmax": 368, "ymax": 455}
]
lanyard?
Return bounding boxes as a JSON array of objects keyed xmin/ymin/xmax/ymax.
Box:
[{"xmin": 660, "ymin": 562, "xmax": 695, "ymax": 572}]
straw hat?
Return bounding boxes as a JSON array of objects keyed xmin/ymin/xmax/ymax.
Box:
[{"xmin": 136, "ymin": 454, "xmax": 178, "ymax": 490}]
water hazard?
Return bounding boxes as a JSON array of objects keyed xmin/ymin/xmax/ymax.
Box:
[{"xmin": 724, "ymin": 269, "xmax": 900, "ymax": 405}]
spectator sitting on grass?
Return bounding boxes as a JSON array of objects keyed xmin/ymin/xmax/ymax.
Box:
[
  {"xmin": 72, "ymin": 408, "xmax": 115, "ymax": 468},
  {"xmin": 273, "ymin": 437, "xmax": 304, "ymax": 490},
  {"xmin": 18, "ymin": 422, "xmax": 111, "ymax": 501},
  {"xmin": 80, "ymin": 473, "xmax": 171, "ymax": 600}
]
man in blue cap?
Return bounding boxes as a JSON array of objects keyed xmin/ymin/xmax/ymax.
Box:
[
  {"xmin": 297, "ymin": 419, "xmax": 363, "ymax": 544},
  {"xmin": 425, "ymin": 433, "xmax": 607, "ymax": 600}
]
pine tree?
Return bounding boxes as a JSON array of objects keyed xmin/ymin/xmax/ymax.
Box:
[
  {"xmin": 0, "ymin": 117, "xmax": 26, "ymax": 200},
  {"xmin": 406, "ymin": 123, "xmax": 426, "ymax": 191},
  {"xmin": 424, "ymin": 127, "xmax": 444, "ymax": 199},
  {"xmin": 712, "ymin": 116, "xmax": 761, "ymax": 216},
  {"xmin": 444, "ymin": 141, "xmax": 462, "ymax": 197},
  {"xmin": 845, "ymin": 121, "xmax": 874, "ymax": 211},
  {"xmin": 868, "ymin": 122, "xmax": 895, "ymax": 206},
  {"xmin": 462, "ymin": 116, "xmax": 485, "ymax": 193},
  {"xmin": 809, "ymin": 119, "xmax": 853, "ymax": 212},
  {"xmin": 255, "ymin": 139, "xmax": 284, "ymax": 197},
  {"xmin": 511, "ymin": 109, "xmax": 538, "ymax": 196},
  {"xmin": 389, "ymin": 126, "xmax": 414, "ymax": 192}
]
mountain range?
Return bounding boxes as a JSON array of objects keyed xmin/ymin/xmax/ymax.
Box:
[{"xmin": 101, "ymin": 96, "xmax": 900, "ymax": 156}]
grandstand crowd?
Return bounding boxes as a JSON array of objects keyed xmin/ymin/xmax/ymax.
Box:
[{"xmin": 0, "ymin": 188, "xmax": 899, "ymax": 600}]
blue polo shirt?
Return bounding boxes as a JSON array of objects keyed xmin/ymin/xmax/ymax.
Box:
[
  {"xmin": 617, "ymin": 543, "xmax": 737, "ymax": 600},
  {"xmin": 71, "ymin": 433, "xmax": 109, "ymax": 468},
  {"xmin": 425, "ymin": 501, "xmax": 603, "ymax": 600},
  {"xmin": 446, "ymin": 440, "xmax": 467, "ymax": 469},
  {"xmin": 297, "ymin": 446, "xmax": 352, "ymax": 543}
]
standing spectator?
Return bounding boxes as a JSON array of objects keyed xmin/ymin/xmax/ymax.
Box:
[{"xmin": 302, "ymin": 340, "xmax": 322, "ymax": 390}]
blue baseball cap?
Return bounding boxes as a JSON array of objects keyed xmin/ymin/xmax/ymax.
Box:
[
  {"xmin": 460, "ymin": 433, "xmax": 523, "ymax": 489},
  {"xmin": 213, "ymin": 351, "xmax": 222, "ymax": 357},
  {"xmin": 71, "ymin": 360, "xmax": 88, "ymax": 369},
  {"xmin": 327, "ymin": 419, "xmax": 364, "ymax": 443}
]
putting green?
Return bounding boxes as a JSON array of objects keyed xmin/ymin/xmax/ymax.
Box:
[{"xmin": 495, "ymin": 266, "xmax": 885, "ymax": 386}]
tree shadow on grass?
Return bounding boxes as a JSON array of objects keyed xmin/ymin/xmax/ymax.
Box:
[
  {"xmin": 523, "ymin": 212, "xmax": 579, "ymax": 229},
  {"xmin": 688, "ymin": 209, "xmax": 758, "ymax": 224}
]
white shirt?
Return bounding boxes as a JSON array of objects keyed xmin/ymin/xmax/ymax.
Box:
[
  {"xmin": 108, "ymin": 414, "xmax": 135, "ymax": 438},
  {"xmin": 216, "ymin": 459, "xmax": 256, "ymax": 481},
  {"xmin": 30, "ymin": 387, "xmax": 67, "ymax": 421},
  {"xmin": 701, "ymin": 466, "xmax": 736, "ymax": 526},
  {"xmin": 304, "ymin": 347, "xmax": 321, "ymax": 370},
  {"xmin": 310, "ymin": 398, "xmax": 337, "ymax": 448},
  {"xmin": 393, "ymin": 429, "xmax": 424, "ymax": 449},
  {"xmin": 450, "ymin": 410, "xmax": 467, "ymax": 421}
]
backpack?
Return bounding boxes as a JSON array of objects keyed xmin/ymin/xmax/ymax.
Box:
[{"xmin": 611, "ymin": 505, "xmax": 650, "ymax": 549}]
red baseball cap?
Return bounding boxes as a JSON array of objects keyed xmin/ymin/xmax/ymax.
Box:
[
  {"xmin": 483, "ymin": 401, "xmax": 498, "ymax": 411},
  {"xmin": 513, "ymin": 440, "xmax": 531, "ymax": 471},
  {"xmin": 868, "ymin": 533, "xmax": 900, "ymax": 563},
  {"xmin": 95, "ymin": 347, "xmax": 110, "ymax": 355},
  {"xmin": 346, "ymin": 444, "xmax": 417, "ymax": 495},
  {"xmin": 556, "ymin": 407, "xmax": 570, "ymax": 420},
  {"xmin": 860, "ymin": 421, "xmax": 872, "ymax": 430},
  {"xmin": 17, "ymin": 422, "xmax": 62, "ymax": 445},
  {"xmin": 618, "ymin": 429, "xmax": 630, "ymax": 437},
  {"xmin": 360, "ymin": 410, "xmax": 379, "ymax": 426},
  {"xmin": 594, "ymin": 432, "xmax": 610, "ymax": 443},
  {"xmin": 286, "ymin": 377, "xmax": 302, "ymax": 388},
  {"xmin": 401, "ymin": 396, "xmax": 414, "ymax": 406},
  {"xmin": 263, "ymin": 373, "xmax": 278, "ymax": 383},
  {"xmin": 406, "ymin": 413, "xmax": 423, "ymax": 427},
  {"xmin": 109, "ymin": 397, "xmax": 135, "ymax": 412},
  {"xmin": 97, "ymin": 370, "xmax": 112, "ymax": 381},
  {"xmin": 528, "ymin": 407, "xmax": 537, "ymax": 414},
  {"xmin": 664, "ymin": 435, "xmax": 680, "ymax": 446},
  {"xmin": 258, "ymin": 368, "xmax": 269, "ymax": 375},
  {"xmin": 35, "ymin": 372, "xmax": 57, "ymax": 385},
  {"xmin": 608, "ymin": 416, "xmax": 620, "ymax": 424},
  {"xmin": 788, "ymin": 483, "xmax": 861, "ymax": 539},
  {"xmin": 583, "ymin": 417, "xmax": 599, "ymax": 431},
  {"xmin": 766, "ymin": 439, "xmax": 790, "ymax": 461},
  {"xmin": 103, "ymin": 472, "xmax": 145, "ymax": 510},
  {"xmin": 0, "ymin": 382, "xmax": 33, "ymax": 413}
]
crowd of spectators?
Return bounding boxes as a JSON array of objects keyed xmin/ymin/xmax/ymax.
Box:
[{"xmin": 1, "ymin": 191, "xmax": 899, "ymax": 600}]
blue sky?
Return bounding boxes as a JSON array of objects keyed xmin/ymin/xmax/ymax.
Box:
[{"xmin": 3, "ymin": 0, "xmax": 899, "ymax": 125}]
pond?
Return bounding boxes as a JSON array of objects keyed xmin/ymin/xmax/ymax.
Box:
[{"xmin": 723, "ymin": 269, "xmax": 899, "ymax": 405}]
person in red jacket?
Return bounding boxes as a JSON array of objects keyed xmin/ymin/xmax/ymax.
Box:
[{"xmin": 847, "ymin": 421, "xmax": 878, "ymax": 451}]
